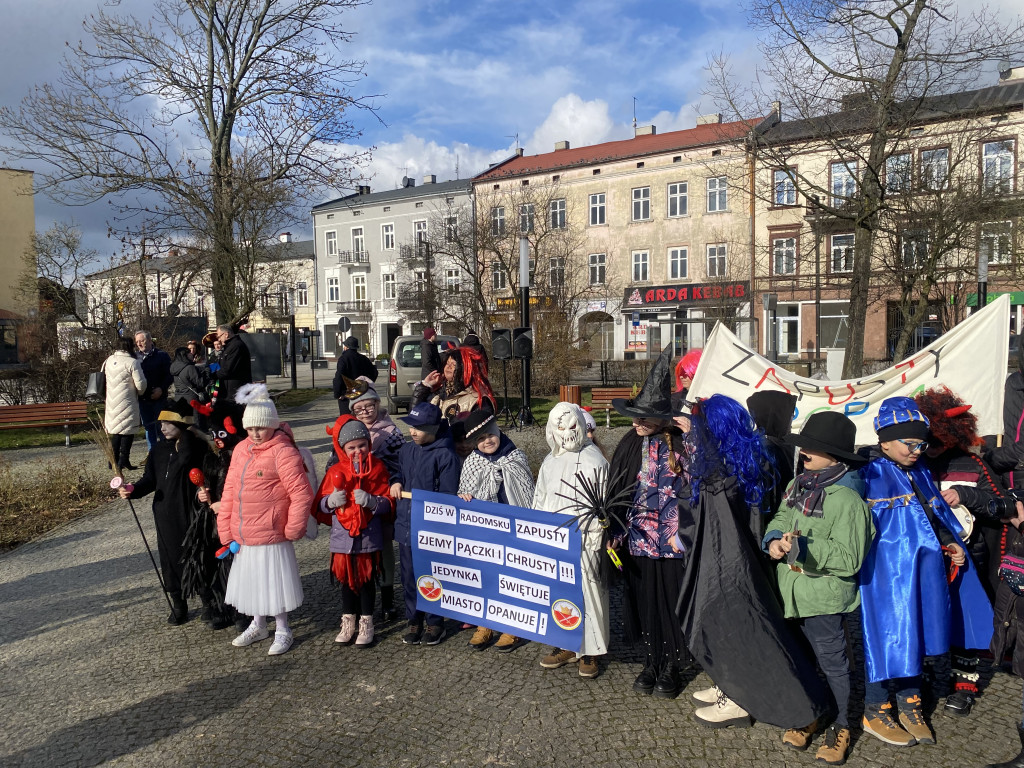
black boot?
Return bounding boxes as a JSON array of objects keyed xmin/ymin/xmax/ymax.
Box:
[
  {"xmin": 119, "ymin": 434, "xmax": 137, "ymax": 471},
  {"xmin": 653, "ymin": 662, "xmax": 681, "ymax": 699},
  {"xmin": 380, "ymin": 585, "xmax": 397, "ymax": 623},
  {"xmin": 945, "ymin": 652, "xmax": 979, "ymax": 716},
  {"xmin": 985, "ymin": 723, "xmax": 1024, "ymax": 768},
  {"xmin": 633, "ymin": 657, "xmax": 657, "ymax": 695},
  {"xmin": 167, "ymin": 592, "xmax": 188, "ymax": 625}
]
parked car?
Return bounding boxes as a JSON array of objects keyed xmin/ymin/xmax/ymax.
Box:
[{"xmin": 387, "ymin": 334, "xmax": 460, "ymax": 413}]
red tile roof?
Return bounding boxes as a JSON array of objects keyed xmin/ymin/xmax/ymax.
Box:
[{"xmin": 475, "ymin": 119, "xmax": 760, "ymax": 180}]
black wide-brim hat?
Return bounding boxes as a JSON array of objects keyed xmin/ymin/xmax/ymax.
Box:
[
  {"xmin": 612, "ymin": 346, "xmax": 676, "ymax": 421},
  {"xmin": 784, "ymin": 411, "xmax": 865, "ymax": 464}
]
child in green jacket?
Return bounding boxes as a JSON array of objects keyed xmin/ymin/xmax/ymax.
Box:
[{"xmin": 762, "ymin": 411, "xmax": 875, "ymax": 765}]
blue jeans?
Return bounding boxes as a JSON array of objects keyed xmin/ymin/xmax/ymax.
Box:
[
  {"xmin": 864, "ymin": 675, "xmax": 921, "ymax": 707},
  {"xmin": 139, "ymin": 397, "xmax": 166, "ymax": 451},
  {"xmin": 798, "ymin": 613, "xmax": 852, "ymax": 727},
  {"xmin": 398, "ymin": 543, "xmax": 443, "ymax": 628}
]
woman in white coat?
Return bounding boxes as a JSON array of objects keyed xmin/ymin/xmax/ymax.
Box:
[
  {"xmin": 102, "ymin": 336, "xmax": 147, "ymax": 471},
  {"xmin": 533, "ymin": 402, "xmax": 611, "ymax": 679}
]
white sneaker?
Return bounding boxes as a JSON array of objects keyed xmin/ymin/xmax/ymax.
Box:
[
  {"xmin": 232, "ymin": 623, "xmax": 269, "ymax": 647},
  {"xmin": 692, "ymin": 685, "xmax": 721, "ymax": 704},
  {"xmin": 355, "ymin": 615, "xmax": 374, "ymax": 648},
  {"xmin": 694, "ymin": 691, "xmax": 752, "ymax": 728},
  {"xmin": 268, "ymin": 630, "xmax": 293, "ymax": 655},
  {"xmin": 335, "ymin": 614, "xmax": 357, "ymax": 644}
]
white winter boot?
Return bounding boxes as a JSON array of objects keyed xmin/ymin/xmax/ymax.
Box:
[
  {"xmin": 335, "ymin": 614, "xmax": 357, "ymax": 645},
  {"xmin": 355, "ymin": 615, "xmax": 374, "ymax": 648},
  {"xmin": 694, "ymin": 691, "xmax": 753, "ymax": 728}
]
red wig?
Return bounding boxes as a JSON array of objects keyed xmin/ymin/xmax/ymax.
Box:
[
  {"xmin": 674, "ymin": 349, "xmax": 703, "ymax": 392},
  {"xmin": 914, "ymin": 386, "xmax": 983, "ymax": 452},
  {"xmin": 444, "ymin": 346, "xmax": 497, "ymax": 411}
]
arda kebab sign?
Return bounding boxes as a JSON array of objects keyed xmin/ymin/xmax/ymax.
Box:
[{"xmin": 623, "ymin": 281, "xmax": 749, "ymax": 308}]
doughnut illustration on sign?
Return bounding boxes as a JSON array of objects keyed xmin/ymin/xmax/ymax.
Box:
[
  {"xmin": 417, "ymin": 575, "xmax": 443, "ymax": 601},
  {"xmin": 551, "ymin": 599, "xmax": 582, "ymax": 630}
]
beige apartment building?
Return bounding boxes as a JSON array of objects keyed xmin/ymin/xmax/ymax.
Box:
[
  {"xmin": 752, "ymin": 69, "xmax": 1024, "ymax": 366},
  {"xmin": 0, "ymin": 168, "xmax": 36, "ymax": 364},
  {"xmin": 473, "ymin": 118, "xmax": 764, "ymax": 360}
]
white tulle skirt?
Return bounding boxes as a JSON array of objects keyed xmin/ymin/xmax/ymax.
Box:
[{"xmin": 225, "ymin": 541, "xmax": 304, "ymax": 616}]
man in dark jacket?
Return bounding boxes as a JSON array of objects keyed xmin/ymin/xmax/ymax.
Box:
[
  {"xmin": 333, "ymin": 336, "xmax": 379, "ymax": 414},
  {"xmin": 135, "ymin": 329, "xmax": 173, "ymax": 450},
  {"xmin": 420, "ymin": 327, "xmax": 442, "ymax": 383},
  {"xmin": 216, "ymin": 324, "xmax": 253, "ymax": 403}
]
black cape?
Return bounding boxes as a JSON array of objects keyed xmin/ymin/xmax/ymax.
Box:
[{"xmin": 675, "ymin": 474, "xmax": 829, "ymax": 728}]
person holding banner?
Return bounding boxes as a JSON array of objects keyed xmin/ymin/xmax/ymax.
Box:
[
  {"xmin": 313, "ymin": 415, "xmax": 394, "ymax": 649},
  {"xmin": 606, "ymin": 347, "xmax": 690, "ymax": 699},
  {"xmin": 458, "ymin": 412, "xmax": 535, "ymax": 653},
  {"xmin": 391, "ymin": 402, "xmax": 461, "ymax": 646},
  {"xmin": 857, "ymin": 396, "xmax": 992, "ymax": 747},
  {"xmin": 533, "ymin": 403, "xmax": 610, "ymax": 679}
]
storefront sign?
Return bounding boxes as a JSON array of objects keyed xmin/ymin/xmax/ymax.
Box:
[
  {"xmin": 586, "ymin": 300, "xmax": 608, "ymax": 313},
  {"xmin": 623, "ymin": 281, "xmax": 749, "ymax": 308}
]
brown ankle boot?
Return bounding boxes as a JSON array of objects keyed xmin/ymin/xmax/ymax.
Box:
[{"xmin": 815, "ymin": 725, "xmax": 851, "ymax": 764}]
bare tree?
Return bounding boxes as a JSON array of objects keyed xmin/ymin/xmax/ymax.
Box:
[
  {"xmin": 709, "ymin": 0, "xmax": 1024, "ymax": 375},
  {"xmin": 0, "ymin": 0, "xmax": 376, "ymax": 325}
]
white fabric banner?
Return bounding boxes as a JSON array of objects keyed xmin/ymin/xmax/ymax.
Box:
[{"xmin": 688, "ymin": 294, "xmax": 1010, "ymax": 445}]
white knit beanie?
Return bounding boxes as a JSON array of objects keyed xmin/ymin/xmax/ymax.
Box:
[{"xmin": 237, "ymin": 383, "xmax": 280, "ymax": 429}]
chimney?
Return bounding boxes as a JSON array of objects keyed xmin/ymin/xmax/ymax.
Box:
[
  {"xmin": 1000, "ymin": 65, "xmax": 1024, "ymax": 83},
  {"xmin": 696, "ymin": 113, "xmax": 721, "ymax": 126},
  {"xmin": 279, "ymin": 232, "xmax": 292, "ymax": 243},
  {"xmin": 357, "ymin": 185, "xmax": 371, "ymax": 195},
  {"xmin": 423, "ymin": 174, "xmax": 436, "ymax": 184},
  {"xmin": 516, "ymin": 148, "xmax": 524, "ymax": 157},
  {"xmin": 634, "ymin": 125, "xmax": 657, "ymax": 137},
  {"xmin": 840, "ymin": 92, "xmax": 872, "ymax": 111},
  {"xmin": 771, "ymin": 101, "xmax": 782, "ymax": 119},
  {"xmin": 554, "ymin": 140, "xmax": 570, "ymax": 151}
]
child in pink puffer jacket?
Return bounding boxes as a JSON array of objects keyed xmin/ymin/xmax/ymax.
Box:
[{"xmin": 218, "ymin": 384, "xmax": 314, "ymax": 655}]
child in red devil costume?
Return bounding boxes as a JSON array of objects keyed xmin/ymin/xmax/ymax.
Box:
[{"xmin": 313, "ymin": 414, "xmax": 394, "ymax": 648}]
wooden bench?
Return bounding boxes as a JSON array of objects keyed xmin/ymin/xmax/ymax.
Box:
[
  {"xmin": 0, "ymin": 401, "xmax": 89, "ymax": 447},
  {"xmin": 590, "ymin": 387, "xmax": 636, "ymax": 427}
]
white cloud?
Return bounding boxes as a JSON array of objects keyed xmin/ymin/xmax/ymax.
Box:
[{"xmin": 525, "ymin": 94, "xmax": 621, "ymax": 154}]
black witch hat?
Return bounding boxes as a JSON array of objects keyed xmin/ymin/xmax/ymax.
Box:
[{"xmin": 612, "ymin": 346, "xmax": 676, "ymax": 421}]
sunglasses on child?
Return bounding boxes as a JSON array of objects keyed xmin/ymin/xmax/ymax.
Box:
[{"xmin": 896, "ymin": 439, "xmax": 929, "ymax": 453}]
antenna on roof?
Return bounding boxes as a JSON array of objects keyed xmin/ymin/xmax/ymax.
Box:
[
  {"xmin": 506, "ymin": 133, "xmax": 520, "ymax": 152},
  {"xmin": 633, "ymin": 97, "xmax": 637, "ymax": 129},
  {"xmin": 455, "ymin": 154, "xmax": 460, "ymax": 179}
]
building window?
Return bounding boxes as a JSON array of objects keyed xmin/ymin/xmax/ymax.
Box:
[
  {"xmin": 920, "ymin": 148, "xmax": 949, "ymax": 190},
  {"xmin": 413, "ymin": 270, "xmax": 427, "ymax": 293},
  {"xmin": 830, "ymin": 161, "xmax": 857, "ymax": 206},
  {"xmin": 444, "ymin": 216, "xmax": 458, "ymax": 242},
  {"xmin": 446, "ymin": 268, "xmax": 462, "ymax": 293},
  {"xmin": 491, "ymin": 262, "xmax": 507, "ymax": 291},
  {"xmin": 778, "ymin": 304, "xmax": 800, "ymax": 355},
  {"xmin": 981, "ymin": 222, "xmax": 1013, "ymax": 265},
  {"xmin": 589, "ymin": 193, "xmax": 606, "ymax": 226},
  {"xmin": 820, "ymin": 301, "xmax": 850, "ymax": 349},
  {"xmin": 549, "ymin": 257, "xmax": 565, "ymax": 287},
  {"xmin": 351, "ymin": 274, "xmax": 367, "ymax": 302},
  {"xmin": 520, "ymin": 204, "xmax": 535, "ymax": 234},
  {"xmin": 885, "ymin": 153, "xmax": 912, "ymax": 194},
  {"xmin": 325, "ymin": 230, "xmax": 337, "ymax": 257},
  {"xmin": 381, "ymin": 223, "xmax": 395, "ymax": 250},
  {"xmin": 830, "ymin": 234, "xmax": 854, "ymax": 273},
  {"xmin": 707, "ymin": 244, "xmax": 727, "ymax": 277},
  {"xmin": 491, "ymin": 206, "xmax": 506, "ymax": 237},
  {"xmin": 327, "ymin": 277, "xmax": 340, "ymax": 302},
  {"xmin": 668, "ymin": 247, "xmax": 688, "ymax": 280},
  {"xmin": 351, "ymin": 227, "xmax": 364, "ymax": 254},
  {"xmin": 195, "ymin": 290, "xmax": 206, "ymax": 315},
  {"xmin": 773, "ymin": 169, "xmax": 796, "ymax": 206},
  {"xmin": 589, "ymin": 253, "xmax": 606, "ymax": 286},
  {"xmin": 414, "ymin": 220, "xmax": 428, "ymax": 241},
  {"xmin": 632, "ymin": 187, "xmax": 651, "ymax": 221},
  {"xmin": 772, "ymin": 236, "xmax": 797, "ymax": 275},
  {"xmin": 668, "ymin": 182, "xmax": 688, "ymax": 217},
  {"xmin": 296, "ymin": 281, "xmax": 308, "ymax": 306},
  {"xmin": 632, "ymin": 250, "xmax": 649, "ymax": 282},
  {"xmin": 550, "ymin": 198, "xmax": 566, "ymax": 229},
  {"xmin": 901, "ymin": 230, "xmax": 930, "ymax": 268},
  {"xmin": 382, "ymin": 273, "xmax": 396, "ymax": 300},
  {"xmin": 707, "ymin": 176, "xmax": 727, "ymax": 212},
  {"xmin": 983, "ymin": 141, "xmax": 1015, "ymax": 193}
]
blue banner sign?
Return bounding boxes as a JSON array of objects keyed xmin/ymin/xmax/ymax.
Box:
[{"xmin": 410, "ymin": 490, "xmax": 585, "ymax": 652}]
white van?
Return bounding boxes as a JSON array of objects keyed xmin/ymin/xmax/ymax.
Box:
[{"xmin": 387, "ymin": 334, "xmax": 460, "ymax": 413}]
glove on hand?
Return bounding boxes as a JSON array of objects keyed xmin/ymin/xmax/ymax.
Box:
[
  {"xmin": 327, "ymin": 489, "xmax": 347, "ymax": 509},
  {"xmin": 353, "ymin": 489, "xmax": 374, "ymax": 509}
]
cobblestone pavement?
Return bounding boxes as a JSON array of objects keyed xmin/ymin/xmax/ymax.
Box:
[{"xmin": 1, "ymin": 393, "xmax": 1021, "ymax": 767}]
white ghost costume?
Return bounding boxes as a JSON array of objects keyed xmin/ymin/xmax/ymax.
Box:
[{"xmin": 532, "ymin": 403, "xmax": 611, "ymax": 656}]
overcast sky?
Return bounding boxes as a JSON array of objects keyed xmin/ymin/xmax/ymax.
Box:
[{"xmin": 0, "ymin": 0, "xmax": 1017, "ymax": 265}]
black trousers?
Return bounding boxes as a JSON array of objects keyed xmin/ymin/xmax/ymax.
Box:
[
  {"xmin": 628, "ymin": 556, "xmax": 689, "ymax": 668},
  {"xmin": 398, "ymin": 543, "xmax": 443, "ymax": 628},
  {"xmin": 796, "ymin": 613, "xmax": 852, "ymax": 727}
]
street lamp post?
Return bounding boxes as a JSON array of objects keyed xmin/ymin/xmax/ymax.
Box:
[
  {"xmin": 810, "ymin": 195, "xmax": 822, "ymax": 369},
  {"xmin": 977, "ymin": 255, "xmax": 989, "ymax": 315},
  {"xmin": 519, "ymin": 237, "xmax": 534, "ymax": 426}
]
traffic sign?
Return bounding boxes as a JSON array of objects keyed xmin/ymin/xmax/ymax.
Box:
[{"xmin": 339, "ymin": 317, "xmax": 352, "ymax": 333}]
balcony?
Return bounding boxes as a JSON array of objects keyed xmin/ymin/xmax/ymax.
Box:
[
  {"xmin": 338, "ymin": 250, "xmax": 369, "ymax": 266},
  {"xmin": 395, "ymin": 291, "xmax": 428, "ymax": 311},
  {"xmin": 330, "ymin": 301, "xmax": 371, "ymax": 316}
]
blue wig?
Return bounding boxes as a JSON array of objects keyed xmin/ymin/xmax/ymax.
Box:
[{"xmin": 687, "ymin": 394, "xmax": 776, "ymax": 508}]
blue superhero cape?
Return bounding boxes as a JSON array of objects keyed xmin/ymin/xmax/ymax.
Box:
[{"xmin": 858, "ymin": 455, "xmax": 993, "ymax": 683}]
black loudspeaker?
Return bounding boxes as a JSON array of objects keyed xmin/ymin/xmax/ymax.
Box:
[
  {"xmin": 492, "ymin": 329, "xmax": 512, "ymax": 360},
  {"xmin": 512, "ymin": 327, "xmax": 533, "ymax": 359}
]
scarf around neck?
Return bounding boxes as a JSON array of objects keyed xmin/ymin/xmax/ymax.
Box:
[{"xmin": 785, "ymin": 462, "xmax": 848, "ymax": 518}]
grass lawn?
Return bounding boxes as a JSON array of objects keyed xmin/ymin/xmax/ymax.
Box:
[
  {"xmin": 275, "ymin": 387, "xmax": 331, "ymax": 410},
  {"xmin": 509, "ymin": 393, "xmax": 636, "ymax": 429}
]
